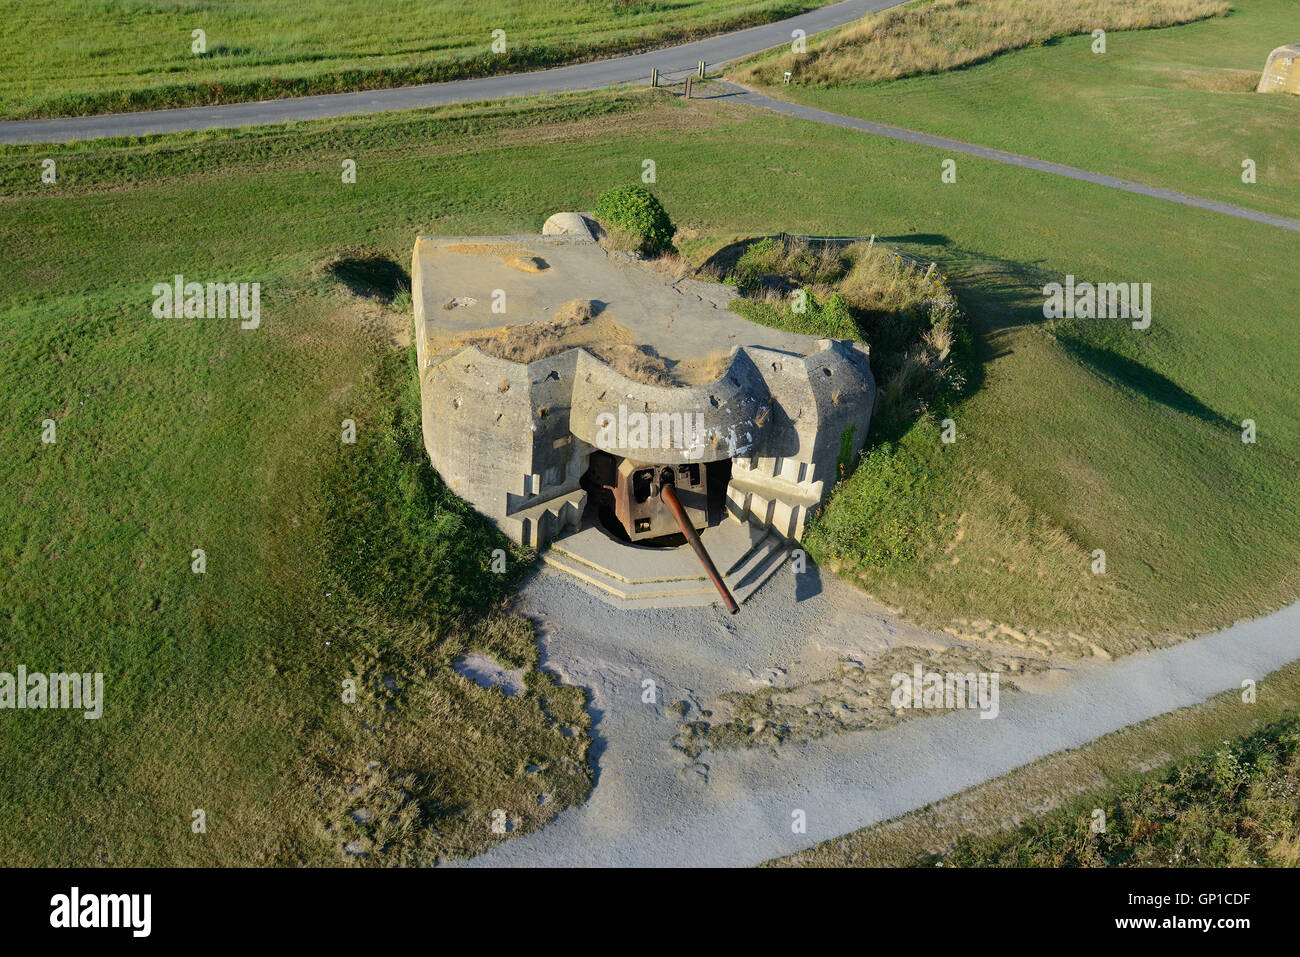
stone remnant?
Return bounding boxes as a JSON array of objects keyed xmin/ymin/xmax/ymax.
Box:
[{"xmin": 1258, "ymin": 44, "xmax": 1300, "ymax": 94}]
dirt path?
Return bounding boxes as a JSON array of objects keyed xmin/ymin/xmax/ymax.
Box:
[{"xmin": 464, "ymin": 566, "xmax": 1300, "ymax": 866}]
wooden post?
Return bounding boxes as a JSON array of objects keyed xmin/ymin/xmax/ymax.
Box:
[
  {"xmin": 650, "ymin": 67, "xmax": 659, "ymax": 88},
  {"xmin": 925, "ymin": 262, "xmax": 936, "ymax": 280},
  {"xmin": 698, "ymin": 60, "xmax": 706, "ymax": 78},
  {"xmin": 684, "ymin": 76, "xmax": 693, "ymax": 99},
  {"xmin": 867, "ymin": 235, "xmax": 876, "ymax": 251}
]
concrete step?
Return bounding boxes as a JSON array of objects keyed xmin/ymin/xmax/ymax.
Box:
[{"xmin": 542, "ymin": 520, "xmax": 790, "ymax": 610}]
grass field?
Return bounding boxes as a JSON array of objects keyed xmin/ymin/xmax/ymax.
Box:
[
  {"xmin": 1, "ymin": 5, "xmax": 1297, "ymax": 859},
  {"xmin": 772, "ymin": 659, "xmax": 1300, "ymax": 867},
  {"xmin": 0, "ymin": 0, "xmax": 819, "ymax": 119},
  {"xmin": 937, "ymin": 711, "xmax": 1300, "ymax": 866},
  {"xmin": 733, "ymin": 0, "xmax": 1300, "ymax": 218}
]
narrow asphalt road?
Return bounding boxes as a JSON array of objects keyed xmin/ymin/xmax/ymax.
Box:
[
  {"xmin": 0, "ymin": 0, "xmax": 905, "ymax": 144},
  {"xmin": 721, "ymin": 84, "xmax": 1300, "ymax": 233},
  {"xmin": 8, "ymin": 4, "xmax": 1294, "ymax": 236},
  {"xmin": 466, "ymin": 567, "xmax": 1300, "ymax": 867}
]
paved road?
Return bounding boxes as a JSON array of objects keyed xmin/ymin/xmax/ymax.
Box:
[
  {"xmin": 0, "ymin": 0, "xmax": 905, "ymax": 144},
  {"xmin": 466, "ymin": 567, "xmax": 1300, "ymax": 867},
  {"xmin": 9, "ymin": 3, "xmax": 1294, "ymax": 236},
  {"xmin": 721, "ymin": 84, "xmax": 1300, "ymax": 233}
]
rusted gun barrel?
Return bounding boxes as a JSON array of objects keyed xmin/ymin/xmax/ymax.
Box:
[{"xmin": 661, "ymin": 482, "xmax": 739, "ymax": 614}]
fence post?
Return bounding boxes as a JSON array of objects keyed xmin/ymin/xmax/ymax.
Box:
[
  {"xmin": 698, "ymin": 60, "xmax": 706, "ymax": 78},
  {"xmin": 685, "ymin": 76, "xmax": 693, "ymax": 99},
  {"xmin": 651, "ymin": 67, "xmax": 659, "ymax": 88},
  {"xmin": 925, "ymin": 262, "xmax": 936, "ymax": 280}
]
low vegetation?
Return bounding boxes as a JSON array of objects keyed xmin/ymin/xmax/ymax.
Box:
[
  {"xmin": 442, "ymin": 301, "xmax": 679, "ymax": 386},
  {"xmin": 593, "ymin": 184, "xmax": 678, "ymax": 256},
  {"xmin": 674, "ymin": 645, "xmax": 1045, "ymax": 759},
  {"xmin": 721, "ymin": 235, "xmax": 969, "ymax": 438},
  {"xmin": 733, "ymin": 0, "xmax": 1229, "ymax": 87},
  {"xmin": 312, "ymin": 351, "xmax": 592, "ymax": 862},
  {"xmin": 937, "ymin": 712, "xmax": 1300, "ymax": 867}
]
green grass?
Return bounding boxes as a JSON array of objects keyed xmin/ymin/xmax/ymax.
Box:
[
  {"xmin": 0, "ymin": 0, "xmax": 820, "ymax": 119},
  {"xmin": 0, "ymin": 100, "xmax": 617, "ymax": 863},
  {"xmin": 771, "ymin": 659, "xmax": 1300, "ymax": 867},
  {"xmin": 733, "ymin": 0, "xmax": 1300, "ymax": 219},
  {"xmin": 939, "ymin": 712, "xmax": 1300, "ymax": 867},
  {"xmin": 1, "ymin": 47, "xmax": 1297, "ymax": 859}
]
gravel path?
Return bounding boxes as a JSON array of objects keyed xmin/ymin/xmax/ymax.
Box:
[
  {"xmin": 465, "ymin": 566, "xmax": 1300, "ymax": 866},
  {"xmin": 719, "ymin": 83, "xmax": 1300, "ymax": 233}
]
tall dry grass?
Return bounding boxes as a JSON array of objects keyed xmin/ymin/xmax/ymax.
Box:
[
  {"xmin": 734, "ymin": 0, "xmax": 1231, "ymax": 86},
  {"xmin": 724, "ymin": 235, "xmax": 967, "ymax": 430}
]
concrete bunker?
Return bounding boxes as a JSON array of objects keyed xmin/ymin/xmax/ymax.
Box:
[
  {"xmin": 411, "ymin": 214, "xmax": 876, "ymax": 608},
  {"xmin": 1258, "ymin": 43, "xmax": 1300, "ymax": 94}
]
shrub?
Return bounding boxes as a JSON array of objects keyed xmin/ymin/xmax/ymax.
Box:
[
  {"xmin": 592, "ymin": 184, "xmax": 676, "ymax": 255},
  {"xmin": 731, "ymin": 289, "xmax": 858, "ymax": 340},
  {"xmin": 732, "ymin": 236, "xmax": 847, "ymax": 293}
]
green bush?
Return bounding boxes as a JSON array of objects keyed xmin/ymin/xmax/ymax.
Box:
[
  {"xmin": 592, "ymin": 184, "xmax": 676, "ymax": 254},
  {"xmin": 731, "ymin": 289, "xmax": 859, "ymax": 340}
]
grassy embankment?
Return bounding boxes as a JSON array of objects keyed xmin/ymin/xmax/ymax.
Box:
[{"xmin": 723, "ymin": 0, "xmax": 1300, "ymax": 653}]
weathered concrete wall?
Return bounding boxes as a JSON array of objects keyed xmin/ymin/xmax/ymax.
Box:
[
  {"xmin": 418, "ymin": 338, "xmax": 874, "ymax": 547},
  {"xmin": 1258, "ymin": 44, "xmax": 1300, "ymax": 94},
  {"xmin": 569, "ymin": 347, "xmax": 771, "ymax": 464},
  {"xmin": 727, "ymin": 340, "xmax": 875, "ymax": 539},
  {"xmin": 419, "ymin": 345, "xmax": 591, "ymax": 546},
  {"xmin": 412, "ymin": 224, "xmax": 877, "ymax": 549}
]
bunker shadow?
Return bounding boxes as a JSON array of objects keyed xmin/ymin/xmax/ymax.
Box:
[
  {"xmin": 1056, "ymin": 336, "xmax": 1234, "ymax": 429},
  {"xmin": 326, "ymin": 253, "xmax": 411, "ymax": 304},
  {"xmin": 793, "ymin": 557, "xmax": 823, "ymax": 602}
]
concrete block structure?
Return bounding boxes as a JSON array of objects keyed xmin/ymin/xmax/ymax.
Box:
[
  {"xmin": 1258, "ymin": 44, "xmax": 1300, "ymax": 94},
  {"xmin": 411, "ymin": 215, "xmax": 875, "ymax": 605}
]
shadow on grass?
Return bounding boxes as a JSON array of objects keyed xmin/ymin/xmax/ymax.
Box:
[
  {"xmin": 1057, "ymin": 336, "xmax": 1233, "ymax": 428},
  {"xmin": 326, "ymin": 255, "xmax": 411, "ymax": 304},
  {"xmin": 699, "ymin": 236, "xmax": 766, "ymax": 276}
]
